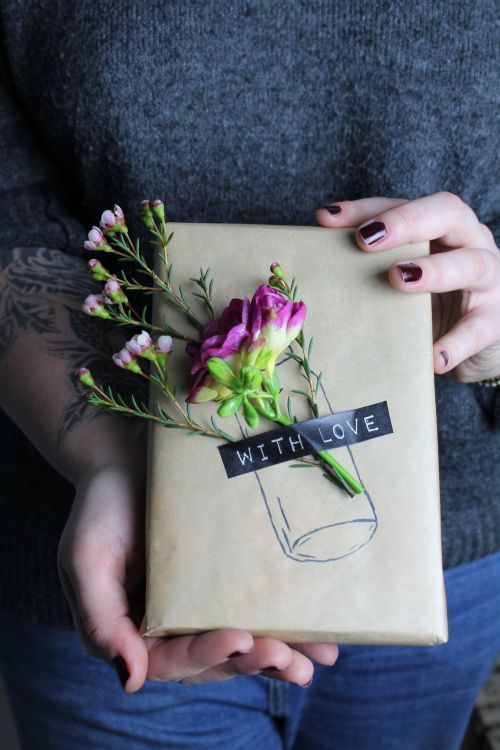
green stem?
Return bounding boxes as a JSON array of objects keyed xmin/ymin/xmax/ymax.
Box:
[{"xmin": 274, "ymin": 412, "xmax": 364, "ymax": 495}]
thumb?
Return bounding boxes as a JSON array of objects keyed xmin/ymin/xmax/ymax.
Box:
[{"xmin": 59, "ymin": 564, "xmax": 149, "ymax": 693}]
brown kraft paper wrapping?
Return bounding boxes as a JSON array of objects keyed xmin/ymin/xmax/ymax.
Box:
[{"xmin": 144, "ymin": 222, "xmax": 448, "ymax": 646}]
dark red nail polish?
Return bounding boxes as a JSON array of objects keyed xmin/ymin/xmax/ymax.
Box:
[
  {"xmin": 301, "ymin": 678, "xmax": 313, "ymax": 688},
  {"xmin": 113, "ymin": 657, "xmax": 129, "ymax": 689},
  {"xmin": 441, "ymin": 350, "xmax": 450, "ymax": 368},
  {"xmin": 321, "ymin": 204, "xmax": 341, "ymax": 215},
  {"xmin": 359, "ymin": 221, "xmax": 387, "ymax": 245},
  {"xmin": 398, "ymin": 263, "xmax": 422, "ymax": 283},
  {"xmin": 227, "ymin": 650, "xmax": 252, "ymax": 658}
]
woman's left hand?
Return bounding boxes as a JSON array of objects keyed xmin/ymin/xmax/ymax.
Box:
[{"xmin": 315, "ymin": 192, "xmax": 500, "ymax": 382}]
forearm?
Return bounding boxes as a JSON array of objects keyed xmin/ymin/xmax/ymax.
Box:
[{"xmin": 0, "ymin": 246, "xmax": 145, "ymax": 484}]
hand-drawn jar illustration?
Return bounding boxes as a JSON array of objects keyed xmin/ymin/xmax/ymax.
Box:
[{"xmin": 252, "ymin": 380, "xmax": 378, "ymax": 563}]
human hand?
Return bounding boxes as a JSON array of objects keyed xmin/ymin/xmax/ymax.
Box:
[
  {"xmin": 58, "ymin": 464, "xmax": 338, "ymax": 693},
  {"xmin": 315, "ymin": 193, "xmax": 500, "ymax": 382}
]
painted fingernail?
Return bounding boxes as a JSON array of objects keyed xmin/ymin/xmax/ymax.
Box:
[
  {"xmin": 301, "ymin": 678, "xmax": 313, "ymax": 688},
  {"xmin": 359, "ymin": 221, "xmax": 387, "ymax": 245},
  {"xmin": 398, "ymin": 263, "xmax": 422, "ymax": 283},
  {"xmin": 320, "ymin": 204, "xmax": 341, "ymax": 216},
  {"xmin": 113, "ymin": 657, "xmax": 129, "ymax": 690},
  {"xmin": 441, "ymin": 350, "xmax": 450, "ymax": 369}
]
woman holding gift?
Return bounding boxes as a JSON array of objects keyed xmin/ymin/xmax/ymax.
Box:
[{"xmin": 0, "ymin": 2, "xmax": 499, "ymax": 749}]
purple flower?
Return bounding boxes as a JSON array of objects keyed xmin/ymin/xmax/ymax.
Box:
[
  {"xmin": 187, "ymin": 285, "xmax": 306, "ymax": 403},
  {"xmin": 246, "ymin": 285, "xmax": 306, "ymax": 368}
]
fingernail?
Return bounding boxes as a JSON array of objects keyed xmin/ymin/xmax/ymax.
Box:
[
  {"xmin": 359, "ymin": 221, "xmax": 387, "ymax": 245},
  {"xmin": 398, "ymin": 263, "xmax": 422, "ymax": 283},
  {"xmin": 113, "ymin": 657, "xmax": 129, "ymax": 690},
  {"xmin": 301, "ymin": 678, "xmax": 313, "ymax": 688},
  {"xmin": 320, "ymin": 204, "xmax": 341, "ymax": 215},
  {"xmin": 441, "ymin": 350, "xmax": 450, "ymax": 368},
  {"xmin": 227, "ymin": 648, "xmax": 253, "ymax": 658}
]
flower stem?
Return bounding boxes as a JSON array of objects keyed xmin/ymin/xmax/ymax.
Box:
[{"xmin": 273, "ymin": 412, "xmax": 364, "ymax": 495}]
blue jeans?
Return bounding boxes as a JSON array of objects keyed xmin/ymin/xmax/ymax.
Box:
[{"xmin": 1, "ymin": 552, "xmax": 500, "ymax": 750}]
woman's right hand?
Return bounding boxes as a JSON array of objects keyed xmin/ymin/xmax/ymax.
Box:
[{"xmin": 58, "ymin": 465, "xmax": 339, "ymax": 692}]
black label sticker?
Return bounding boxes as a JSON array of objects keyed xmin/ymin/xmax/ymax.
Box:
[{"xmin": 218, "ymin": 401, "xmax": 393, "ymax": 478}]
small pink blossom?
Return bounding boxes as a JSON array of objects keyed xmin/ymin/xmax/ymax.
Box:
[
  {"xmin": 157, "ymin": 335, "xmax": 173, "ymax": 353},
  {"xmin": 82, "ymin": 293, "xmax": 108, "ymax": 316},
  {"xmin": 112, "ymin": 348, "xmax": 133, "ymax": 367},
  {"xmin": 84, "ymin": 226, "xmax": 109, "ymax": 251},
  {"xmin": 103, "ymin": 276, "xmax": 127, "ymax": 303},
  {"xmin": 100, "ymin": 210, "xmax": 116, "ymax": 229},
  {"xmin": 126, "ymin": 331, "xmax": 152, "ymax": 356},
  {"xmin": 100, "ymin": 204, "xmax": 127, "ymax": 234},
  {"xmin": 104, "ymin": 278, "xmax": 121, "ymax": 295}
]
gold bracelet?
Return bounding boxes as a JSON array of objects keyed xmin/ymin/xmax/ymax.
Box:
[{"xmin": 478, "ymin": 375, "xmax": 500, "ymax": 387}]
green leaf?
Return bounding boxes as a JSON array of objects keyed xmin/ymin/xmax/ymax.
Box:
[
  {"xmin": 217, "ymin": 394, "xmax": 243, "ymax": 417},
  {"xmin": 243, "ymin": 399, "xmax": 259, "ymax": 428}
]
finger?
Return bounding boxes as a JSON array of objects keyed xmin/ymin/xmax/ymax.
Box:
[
  {"xmin": 145, "ymin": 628, "xmax": 255, "ymax": 682},
  {"xmin": 288, "ymin": 642, "xmax": 339, "ymax": 666},
  {"xmin": 353, "ymin": 192, "xmax": 491, "ymax": 253},
  {"xmin": 260, "ymin": 648, "xmax": 314, "ymax": 687},
  {"xmin": 63, "ymin": 564, "xmax": 149, "ymax": 693},
  {"xmin": 315, "ymin": 197, "xmax": 408, "ymax": 228},
  {"xmin": 433, "ymin": 305, "xmax": 500, "ymax": 377},
  {"xmin": 388, "ymin": 247, "xmax": 500, "ymax": 294},
  {"xmin": 181, "ymin": 638, "xmax": 306, "ymax": 686}
]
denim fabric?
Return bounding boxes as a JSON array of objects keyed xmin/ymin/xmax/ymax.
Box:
[{"xmin": 1, "ymin": 551, "xmax": 499, "ymax": 750}]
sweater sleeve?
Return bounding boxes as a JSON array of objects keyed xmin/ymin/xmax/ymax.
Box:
[{"xmin": 0, "ymin": 47, "xmax": 84, "ymax": 255}]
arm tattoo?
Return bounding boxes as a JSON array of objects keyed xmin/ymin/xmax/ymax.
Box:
[{"xmin": 0, "ymin": 247, "xmax": 146, "ymax": 445}]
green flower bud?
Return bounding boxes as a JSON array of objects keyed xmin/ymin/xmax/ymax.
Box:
[
  {"xmin": 140, "ymin": 200, "xmax": 155, "ymax": 229},
  {"xmin": 243, "ymin": 400, "xmax": 259, "ymax": 428},
  {"xmin": 270, "ymin": 262, "xmax": 285, "ymax": 279},
  {"xmin": 151, "ymin": 199, "xmax": 165, "ymax": 222},
  {"xmin": 77, "ymin": 368, "xmax": 95, "ymax": 388},
  {"xmin": 217, "ymin": 394, "xmax": 243, "ymax": 418},
  {"xmin": 254, "ymin": 397, "xmax": 276, "ymax": 420},
  {"xmin": 241, "ymin": 366, "xmax": 262, "ymax": 390},
  {"xmin": 252, "ymin": 347, "xmax": 273, "ymax": 370},
  {"xmin": 206, "ymin": 357, "xmax": 241, "ymax": 390}
]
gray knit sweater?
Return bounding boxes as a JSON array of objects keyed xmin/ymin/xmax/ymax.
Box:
[{"xmin": 0, "ymin": 1, "xmax": 498, "ymax": 626}]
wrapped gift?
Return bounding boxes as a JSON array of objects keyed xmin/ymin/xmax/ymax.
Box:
[{"xmin": 144, "ymin": 222, "xmax": 447, "ymax": 645}]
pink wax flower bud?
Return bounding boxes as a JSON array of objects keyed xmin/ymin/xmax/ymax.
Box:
[
  {"xmin": 112, "ymin": 347, "xmax": 142, "ymax": 373},
  {"xmin": 84, "ymin": 226, "xmax": 112, "ymax": 252},
  {"xmin": 151, "ymin": 199, "xmax": 165, "ymax": 222},
  {"xmin": 157, "ymin": 335, "xmax": 173, "ymax": 353},
  {"xmin": 82, "ymin": 293, "xmax": 111, "ymax": 319},
  {"xmin": 270, "ymin": 262, "xmax": 285, "ymax": 279},
  {"xmin": 100, "ymin": 210, "xmax": 116, "ymax": 230},
  {"xmin": 103, "ymin": 277, "xmax": 128, "ymax": 304},
  {"xmin": 87, "ymin": 258, "xmax": 109, "ymax": 281},
  {"xmin": 77, "ymin": 368, "xmax": 95, "ymax": 388},
  {"xmin": 126, "ymin": 330, "xmax": 153, "ymax": 356},
  {"xmin": 140, "ymin": 199, "xmax": 154, "ymax": 229},
  {"xmin": 100, "ymin": 205, "xmax": 128, "ymax": 235}
]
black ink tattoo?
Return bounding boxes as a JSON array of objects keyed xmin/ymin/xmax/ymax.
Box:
[{"xmin": 0, "ymin": 247, "xmax": 147, "ymax": 444}]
